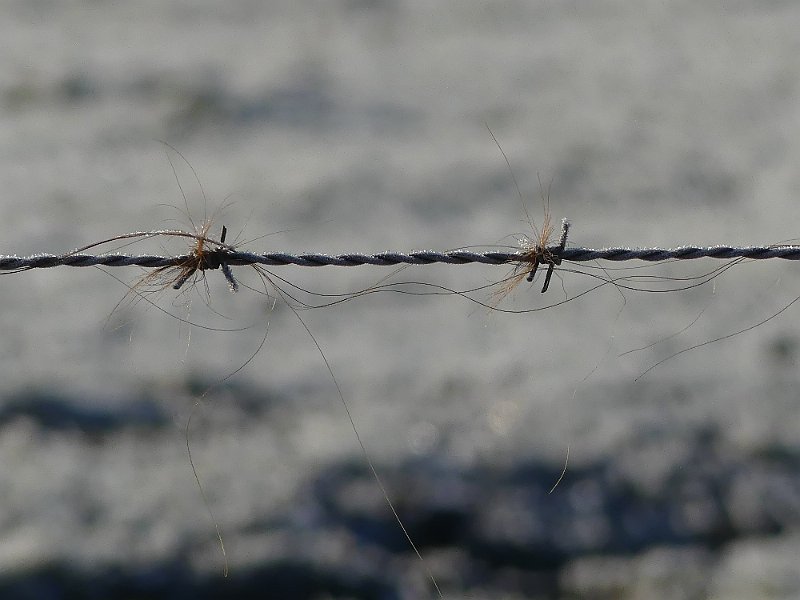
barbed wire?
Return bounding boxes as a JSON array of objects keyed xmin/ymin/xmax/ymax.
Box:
[
  {"xmin": 4, "ymin": 245, "xmax": 800, "ymax": 270},
  {"xmin": 3, "ymin": 218, "xmax": 800, "ymax": 272}
]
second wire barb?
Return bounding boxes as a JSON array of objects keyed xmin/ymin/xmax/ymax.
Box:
[{"xmin": 528, "ymin": 218, "xmax": 570, "ymax": 293}]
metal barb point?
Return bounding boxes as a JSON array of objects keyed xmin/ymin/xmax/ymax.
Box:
[
  {"xmin": 219, "ymin": 225, "xmax": 238, "ymax": 292},
  {"xmin": 540, "ymin": 218, "xmax": 570, "ymax": 294},
  {"xmin": 173, "ymin": 268, "xmax": 196, "ymax": 290},
  {"xmin": 525, "ymin": 260, "xmax": 540, "ymax": 283},
  {"xmin": 221, "ymin": 262, "xmax": 238, "ymax": 293}
]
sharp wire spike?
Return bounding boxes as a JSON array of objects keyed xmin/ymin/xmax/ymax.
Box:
[
  {"xmin": 221, "ymin": 262, "xmax": 239, "ymax": 293},
  {"xmin": 173, "ymin": 267, "xmax": 196, "ymax": 290},
  {"xmin": 219, "ymin": 225, "xmax": 238, "ymax": 292},
  {"xmin": 540, "ymin": 218, "xmax": 570, "ymax": 293},
  {"xmin": 526, "ymin": 259, "xmax": 540, "ymax": 283}
]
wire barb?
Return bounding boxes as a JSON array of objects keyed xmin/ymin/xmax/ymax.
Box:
[
  {"xmin": 168, "ymin": 225, "xmax": 240, "ymax": 292},
  {"xmin": 530, "ymin": 218, "xmax": 570, "ymax": 293},
  {"xmin": 218, "ymin": 226, "xmax": 238, "ymax": 292}
]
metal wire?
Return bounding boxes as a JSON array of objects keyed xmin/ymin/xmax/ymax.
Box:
[
  {"xmin": 4, "ymin": 244, "xmax": 800, "ymax": 272},
  {"xmin": 3, "ymin": 218, "xmax": 800, "ymax": 271}
]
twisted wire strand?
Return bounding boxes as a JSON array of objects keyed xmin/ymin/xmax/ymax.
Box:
[{"xmin": 3, "ymin": 245, "xmax": 800, "ymax": 271}]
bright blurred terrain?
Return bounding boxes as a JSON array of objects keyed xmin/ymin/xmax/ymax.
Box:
[{"xmin": 2, "ymin": 2, "xmax": 800, "ymax": 598}]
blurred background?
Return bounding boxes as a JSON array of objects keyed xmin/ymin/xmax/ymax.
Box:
[{"xmin": 2, "ymin": 1, "xmax": 800, "ymax": 598}]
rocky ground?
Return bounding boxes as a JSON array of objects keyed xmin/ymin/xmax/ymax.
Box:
[{"xmin": 2, "ymin": 1, "xmax": 800, "ymax": 598}]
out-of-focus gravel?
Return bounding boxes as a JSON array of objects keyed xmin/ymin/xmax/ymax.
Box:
[{"xmin": 2, "ymin": 1, "xmax": 800, "ymax": 598}]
